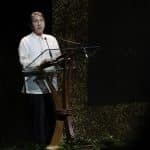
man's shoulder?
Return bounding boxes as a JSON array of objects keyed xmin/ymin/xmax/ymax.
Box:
[{"xmin": 20, "ymin": 33, "xmax": 32, "ymax": 42}]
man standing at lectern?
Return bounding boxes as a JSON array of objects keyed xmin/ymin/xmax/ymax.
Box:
[{"xmin": 18, "ymin": 11, "xmax": 61, "ymax": 146}]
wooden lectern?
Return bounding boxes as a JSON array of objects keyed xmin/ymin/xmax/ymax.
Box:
[{"xmin": 22, "ymin": 54, "xmax": 75, "ymax": 149}]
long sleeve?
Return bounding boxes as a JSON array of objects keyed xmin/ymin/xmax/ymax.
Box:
[{"xmin": 18, "ymin": 38, "xmax": 30, "ymax": 69}]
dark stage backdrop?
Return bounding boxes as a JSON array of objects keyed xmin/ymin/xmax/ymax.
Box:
[
  {"xmin": 88, "ymin": 0, "xmax": 150, "ymax": 104},
  {"xmin": 0, "ymin": 0, "xmax": 52, "ymax": 144}
]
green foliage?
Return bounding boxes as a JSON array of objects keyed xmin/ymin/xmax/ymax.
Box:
[
  {"xmin": 52, "ymin": 0, "xmax": 88, "ymax": 43},
  {"xmin": 52, "ymin": 0, "xmax": 149, "ymax": 149}
]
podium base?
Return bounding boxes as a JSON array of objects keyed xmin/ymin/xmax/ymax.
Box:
[{"xmin": 46, "ymin": 145, "xmax": 60, "ymax": 150}]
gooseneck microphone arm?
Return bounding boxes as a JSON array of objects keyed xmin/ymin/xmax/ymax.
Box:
[{"xmin": 44, "ymin": 37, "xmax": 53, "ymax": 58}]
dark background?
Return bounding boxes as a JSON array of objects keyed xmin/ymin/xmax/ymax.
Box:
[
  {"xmin": 0, "ymin": 0, "xmax": 150, "ymax": 148},
  {"xmin": 0, "ymin": 0, "xmax": 52, "ymax": 144},
  {"xmin": 88, "ymin": 0, "xmax": 150, "ymax": 104},
  {"xmin": 88, "ymin": 1, "xmax": 150, "ymax": 149}
]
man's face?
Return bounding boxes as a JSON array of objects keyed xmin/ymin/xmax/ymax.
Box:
[{"xmin": 32, "ymin": 15, "xmax": 45, "ymax": 35}]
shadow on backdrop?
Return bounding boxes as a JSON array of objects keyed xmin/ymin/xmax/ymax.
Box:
[
  {"xmin": 88, "ymin": 0, "xmax": 150, "ymax": 105},
  {"xmin": 88, "ymin": 1, "xmax": 150, "ymax": 150}
]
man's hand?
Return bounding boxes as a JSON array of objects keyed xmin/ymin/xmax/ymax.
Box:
[{"xmin": 40, "ymin": 59, "xmax": 50, "ymax": 65}]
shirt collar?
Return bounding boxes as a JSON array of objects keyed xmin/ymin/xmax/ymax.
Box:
[{"xmin": 31, "ymin": 32, "xmax": 45, "ymax": 40}]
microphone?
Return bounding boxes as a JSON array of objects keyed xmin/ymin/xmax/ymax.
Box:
[{"xmin": 44, "ymin": 37, "xmax": 53, "ymax": 58}]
